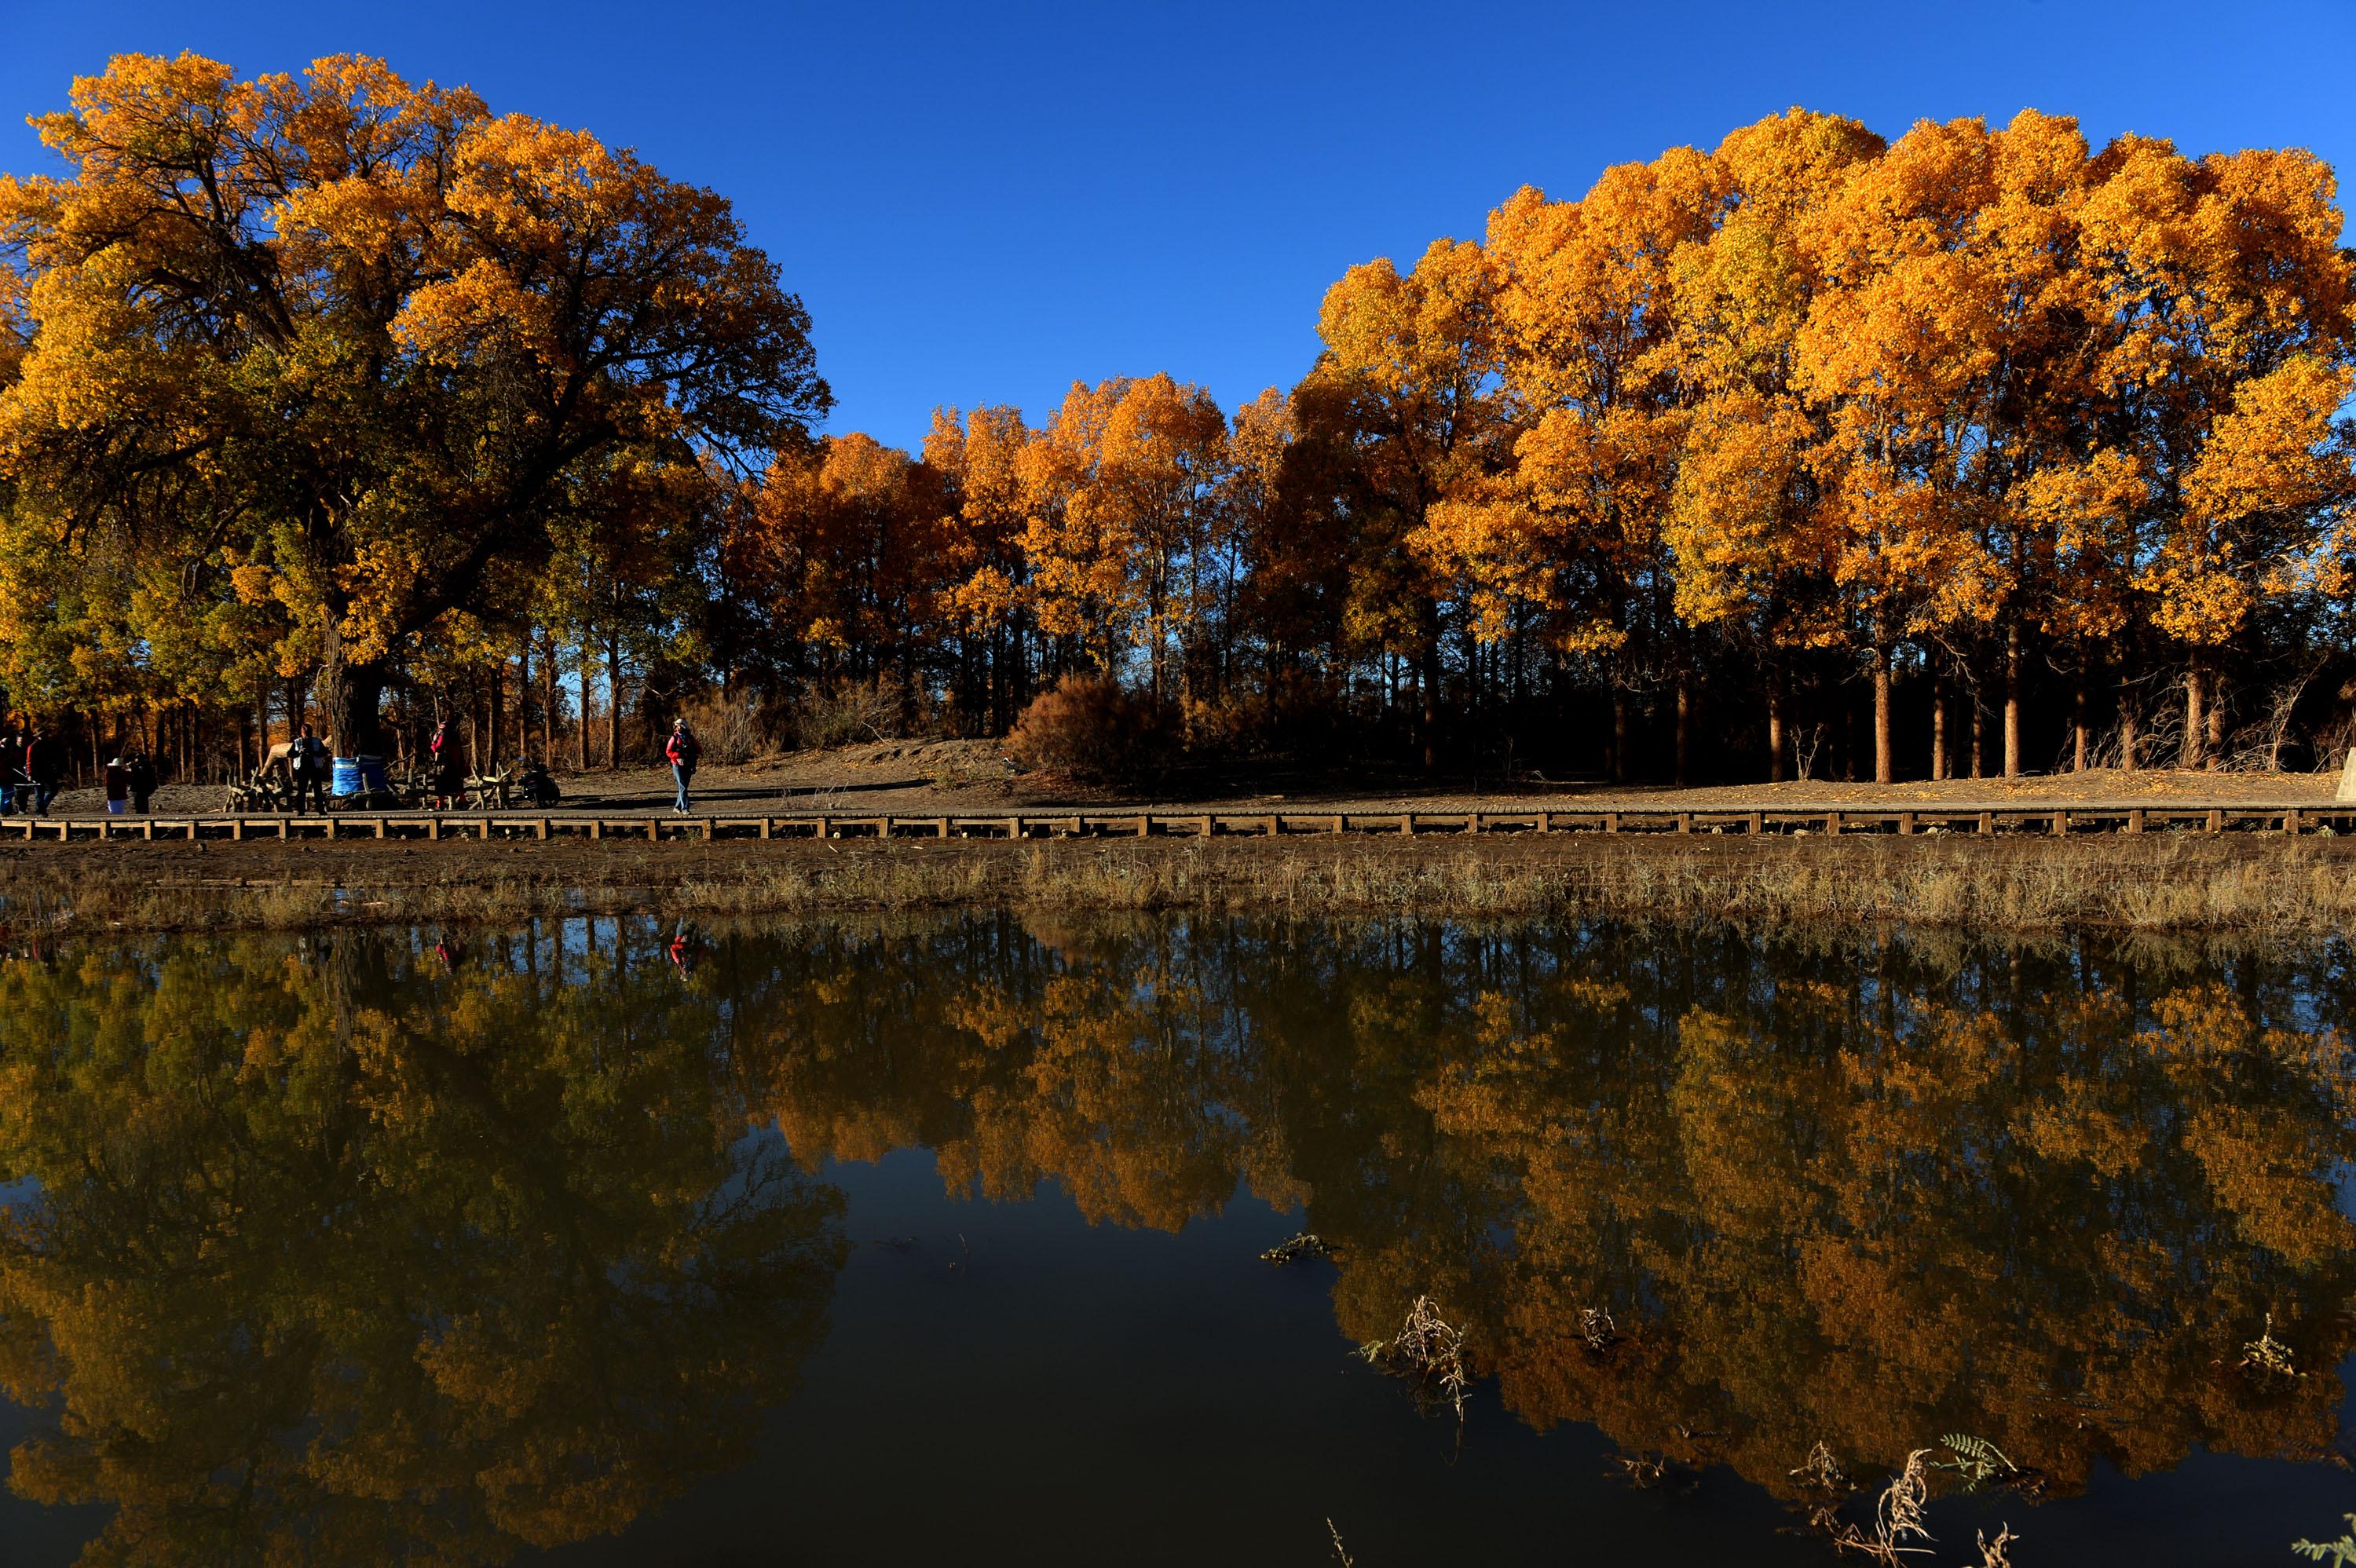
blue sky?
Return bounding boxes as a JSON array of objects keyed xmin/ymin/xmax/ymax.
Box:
[{"xmin": 3, "ymin": 1, "xmax": 2352, "ymax": 450}]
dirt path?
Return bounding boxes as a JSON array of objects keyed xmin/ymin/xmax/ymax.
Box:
[{"xmin": 28, "ymin": 740, "xmax": 2345, "ymax": 822}]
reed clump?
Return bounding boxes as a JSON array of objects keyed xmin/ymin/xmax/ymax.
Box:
[{"xmin": 4, "ymin": 833, "xmax": 2355, "ymax": 937}]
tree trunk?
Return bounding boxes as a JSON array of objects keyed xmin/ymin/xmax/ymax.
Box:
[
  {"xmin": 542, "ymin": 638, "xmax": 558, "ymax": 767},
  {"xmin": 606, "ymin": 635, "xmax": 623, "ymax": 771},
  {"xmin": 2205, "ymin": 670, "xmax": 2226, "ymax": 768},
  {"xmin": 1767, "ymin": 675, "xmax": 1786, "ymax": 785},
  {"xmin": 2120, "ymin": 705, "xmax": 2140, "ymax": 773},
  {"xmin": 2072, "ymin": 678, "xmax": 2089, "ymax": 772},
  {"xmin": 2002, "ymin": 620, "xmax": 2022, "ymax": 779},
  {"xmin": 1418, "ymin": 608, "xmax": 1442, "ymax": 773},
  {"xmin": 1930, "ymin": 667, "xmax": 1948, "ymax": 781},
  {"xmin": 2183, "ymin": 663, "xmax": 2206, "ymax": 770},
  {"xmin": 1674, "ymin": 670, "xmax": 1692, "ymax": 788},
  {"xmin": 1969, "ymin": 688, "xmax": 1984, "ymax": 780},
  {"xmin": 1610, "ymin": 689, "xmax": 1630, "ymax": 785},
  {"xmin": 1871, "ymin": 645, "xmax": 1893, "ymax": 784},
  {"xmin": 316, "ymin": 612, "xmax": 386, "ymax": 758}
]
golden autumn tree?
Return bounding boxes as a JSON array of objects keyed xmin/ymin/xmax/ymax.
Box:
[
  {"xmin": 0, "ymin": 53, "xmax": 827, "ymax": 752},
  {"xmin": 730, "ymin": 433, "xmax": 949, "ymax": 706},
  {"xmin": 1308, "ymin": 238, "xmax": 1512, "ymax": 767},
  {"xmin": 2077, "ymin": 137, "xmax": 2356, "ymax": 765},
  {"xmin": 1444, "ymin": 155, "xmax": 1718, "ymax": 781},
  {"xmin": 1665, "ymin": 110, "xmax": 1881, "ymax": 779},
  {"xmin": 1017, "ymin": 375, "xmax": 1232, "ymax": 712},
  {"xmin": 925, "ymin": 405, "xmax": 1037, "ymax": 729}
]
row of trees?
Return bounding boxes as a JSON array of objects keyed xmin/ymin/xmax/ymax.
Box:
[
  {"xmin": 2, "ymin": 57, "xmax": 2351, "ymax": 783},
  {"xmin": 728, "ymin": 108, "xmax": 2356, "ymax": 781}
]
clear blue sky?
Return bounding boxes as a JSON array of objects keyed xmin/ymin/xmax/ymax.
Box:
[{"xmin": 3, "ymin": 1, "xmax": 2352, "ymax": 451}]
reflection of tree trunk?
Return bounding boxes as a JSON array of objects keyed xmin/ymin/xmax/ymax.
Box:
[{"xmin": 2002, "ymin": 620, "xmax": 2022, "ymax": 779}]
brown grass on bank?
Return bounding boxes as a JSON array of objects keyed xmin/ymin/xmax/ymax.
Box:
[{"xmin": 5, "ymin": 833, "xmax": 2356, "ymax": 941}]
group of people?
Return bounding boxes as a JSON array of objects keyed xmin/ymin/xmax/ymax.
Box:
[
  {"xmin": 0, "ymin": 714, "xmax": 707, "ymax": 818},
  {"xmin": 2, "ymin": 726, "xmax": 72, "ymax": 817}
]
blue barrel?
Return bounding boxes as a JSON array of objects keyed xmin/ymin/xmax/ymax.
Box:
[{"xmin": 331, "ymin": 756, "xmax": 389, "ymax": 797}]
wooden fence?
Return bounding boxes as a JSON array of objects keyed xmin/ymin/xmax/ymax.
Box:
[{"xmin": 5, "ymin": 802, "xmax": 2353, "ymax": 843}]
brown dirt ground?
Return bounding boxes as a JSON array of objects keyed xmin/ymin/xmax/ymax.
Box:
[{"xmin": 41, "ymin": 739, "xmax": 2347, "ymax": 821}]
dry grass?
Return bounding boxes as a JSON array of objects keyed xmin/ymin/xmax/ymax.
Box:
[{"xmin": 4, "ymin": 833, "xmax": 2356, "ymax": 938}]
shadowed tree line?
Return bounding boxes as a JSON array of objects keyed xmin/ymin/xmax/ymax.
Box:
[
  {"xmin": 2, "ymin": 916, "xmax": 2352, "ymax": 1563},
  {"xmin": 2, "ymin": 61, "xmax": 2352, "ymax": 785}
]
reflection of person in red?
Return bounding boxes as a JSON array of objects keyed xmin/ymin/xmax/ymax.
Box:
[
  {"xmin": 668, "ymin": 928, "xmax": 697, "ymax": 977},
  {"xmin": 434, "ymin": 938, "xmax": 463, "ymax": 971}
]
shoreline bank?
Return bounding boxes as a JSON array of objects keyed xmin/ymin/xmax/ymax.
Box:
[{"xmin": 3, "ymin": 834, "xmax": 2352, "ymax": 938}]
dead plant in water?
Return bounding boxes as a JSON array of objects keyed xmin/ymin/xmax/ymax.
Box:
[
  {"xmin": 1827, "ymin": 1449, "xmax": 1934, "ymax": 1564},
  {"xmin": 2241, "ymin": 1312, "xmax": 2302, "ymax": 1379},
  {"xmin": 1579, "ymin": 1305, "xmax": 1617, "ymax": 1352},
  {"xmin": 1260, "ymin": 1233, "xmax": 1336, "ymax": 1264},
  {"xmin": 1359, "ymin": 1293, "xmax": 1471, "ymax": 1423},
  {"xmin": 1977, "ymin": 1523, "xmax": 2020, "ymax": 1568},
  {"xmin": 1326, "ymin": 1518, "xmax": 1355, "ymax": 1566},
  {"xmin": 1790, "ymin": 1439, "xmax": 1853, "ymax": 1497}
]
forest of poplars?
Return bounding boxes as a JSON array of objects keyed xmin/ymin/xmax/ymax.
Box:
[{"xmin": 1, "ymin": 54, "xmax": 2351, "ymax": 786}]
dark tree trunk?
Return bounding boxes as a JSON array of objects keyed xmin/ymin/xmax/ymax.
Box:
[
  {"xmin": 1674, "ymin": 669, "xmax": 1692, "ymax": 788},
  {"xmin": 1767, "ymin": 672, "xmax": 1786, "ymax": 785},
  {"xmin": 606, "ymin": 635, "xmax": 624, "ymax": 771},
  {"xmin": 2002, "ymin": 620, "xmax": 2022, "ymax": 779},
  {"xmin": 1930, "ymin": 666, "xmax": 1948, "ymax": 781},
  {"xmin": 1871, "ymin": 643, "xmax": 1893, "ymax": 784},
  {"xmin": 317, "ymin": 615, "xmax": 386, "ymax": 758},
  {"xmin": 2183, "ymin": 661, "xmax": 2206, "ymax": 770}
]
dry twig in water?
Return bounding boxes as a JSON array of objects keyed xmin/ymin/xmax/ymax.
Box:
[
  {"xmin": 1359, "ymin": 1293, "xmax": 1471, "ymax": 1423},
  {"xmin": 1827, "ymin": 1449, "xmax": 1935, "ymax": 1564}
]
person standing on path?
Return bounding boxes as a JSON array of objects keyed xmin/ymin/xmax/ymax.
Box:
[
  {"xmin": 103, "ymin": 757, "xmax": 128, "ymax": 816},
  {"xmin": 428, "ymin": 719, "xmax": 459, "ymax": 808},
  {"xmin": 287, "ymin": 726, "xmax": 330, "ymax": 814},
  {"xmin": 666, "ymin": 719, "xmax": 701, "ymax": 814},
  {"xmin": 25, "ymin": 729, "xmax": 61, "ymax": 816},
  {"xmin": 127, "ymin": 752, "xmax": 155, "ymax": 813}
]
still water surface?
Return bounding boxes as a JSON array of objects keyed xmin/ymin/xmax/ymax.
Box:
[{"xmin": 2, "ymin": 916, "xmax": 2354, "ymax": 1565}]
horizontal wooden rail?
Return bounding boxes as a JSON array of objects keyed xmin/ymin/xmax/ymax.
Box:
[{"xmin": 6, "ymin": 801, "xmax": 2354, "ymax": 844}]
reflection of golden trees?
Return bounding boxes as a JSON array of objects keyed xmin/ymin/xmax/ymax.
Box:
[
  {"xmin": 729, "ymin": 921, "xmax": 2356, "ymax": 1500},
  {"xmin": 6, "ymin": 919, "xmax": 2353, "ymax": 1555},
  {"xmin": 0, "ymin": 935, "xmax": 847, "ymax": 1566}
]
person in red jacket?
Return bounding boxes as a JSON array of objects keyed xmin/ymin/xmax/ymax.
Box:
[{"xmin": 665, "ymin": 719, "xmax": 701, "ymax": 814}]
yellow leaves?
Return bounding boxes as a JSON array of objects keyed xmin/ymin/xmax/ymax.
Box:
[{"xmin": 2186, "ymin": 356, "xmax": 2355, "ymax": 530}]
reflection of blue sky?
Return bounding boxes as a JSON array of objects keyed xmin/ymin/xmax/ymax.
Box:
[{"xmin": 0, "ymin": 1176, "xmax": 35, "ymax": 1212}]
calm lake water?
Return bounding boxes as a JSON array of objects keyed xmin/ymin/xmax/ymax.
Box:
[{"xmin": 2, "ymin": 915, "xmax": 2354, "ymax": 1565}]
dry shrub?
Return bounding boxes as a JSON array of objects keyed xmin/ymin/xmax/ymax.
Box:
[
  {"xmin": 1183, "ymin": 671, "xmax": 1344, "ymax": 758},
  {"xmin": 676, "ymin": 691, "xmax": 771, "ymax": 765},
  {"xmin": 791, "ymin": 673, "xmax": 932, "ymax": 751},
  {"xmin": 1004, "ymin": 674, "xmax": 1171, "ymax": 786}
]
